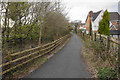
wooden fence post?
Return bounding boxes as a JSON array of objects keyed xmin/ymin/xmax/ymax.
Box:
[
  {"xmin": 91, "ymin": 33, "xmax": 93, "ymax": 41},
  {"xmin": 118, "ymin": 34, "xmax": 119, "ymax": 39},
  {"xmin": 83, "ymin": 33, "xmax": 85, "ymax": 40},
  {"xmin": 94, "ymin": 33, "xmax": 96, "ymax": 41},
  {"xmin": 100, "ymin": 34, "xmax": 101, "ymax": 42},
  {"xmin": 118, "ymin": 42, "xmax": 120, "ymax": 79},
  {"xmin": 7, "ymin": 53, "xmax": 13, "ymax": 77},
  {"xmin": 106, "ymin": 36, "xmax": 110, "ymax": 51},
  {"xmin": 83, "ymin": 33, "xmax": 84, "ymax": 36}
]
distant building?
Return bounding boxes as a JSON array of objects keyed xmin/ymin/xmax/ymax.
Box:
[
  {"xmin": 79, "ymin": 23, "xmax": 86, "ymax": 30},
  {"xmin": 78, "ymin": 23, "xmax": 86, "ymax": 33}
]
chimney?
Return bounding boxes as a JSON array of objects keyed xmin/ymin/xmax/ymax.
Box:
[{"xmin": 89, "ymin": 11, "xmax": 93, "ymax": 17}]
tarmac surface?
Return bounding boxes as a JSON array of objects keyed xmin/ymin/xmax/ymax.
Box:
[{"xmin": 26, "ymin": 33, "xmax": 91, "ymax": 78}]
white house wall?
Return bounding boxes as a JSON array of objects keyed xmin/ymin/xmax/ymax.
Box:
[{"xmin": 92, "ymin": 10, "xmax": 104, "ymax": 32}]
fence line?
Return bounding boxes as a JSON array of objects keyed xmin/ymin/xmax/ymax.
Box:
[
  {"xmin": 79, "ymin": 32, "xmax": 120, "ymax": 69},
  {"xmin": 1, "ymin": 34, "xmax": 71, "ymax": 75}
]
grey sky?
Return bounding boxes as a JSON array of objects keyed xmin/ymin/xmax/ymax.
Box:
[
  {"xmin": 1, "ymin": 0, "xmax": 119, "ymax": 23},
  {"xmin": 62, "ymin": 0, "xmax": 119, "ymax": 23}
]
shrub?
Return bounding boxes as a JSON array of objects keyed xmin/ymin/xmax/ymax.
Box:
[
  {"xmin": 97, "ymin": 67, "xmax": 117, "ymax": 79},
  {"xmin": 98, "ymin": 10, "xmax": 110, "ymax": 36}
]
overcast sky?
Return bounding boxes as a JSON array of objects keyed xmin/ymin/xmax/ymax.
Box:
[
  {"xmin": 62, "ymin": 0, "xmax": 119, "ymax": 23},
  {"xmin": 1, "ymin": 0, "xmax": 119, "ymax": 23}
]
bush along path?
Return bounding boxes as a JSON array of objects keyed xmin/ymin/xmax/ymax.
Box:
[{"xmin": 25, "ymin": 33, "xmax": 91, "ymax": 78}]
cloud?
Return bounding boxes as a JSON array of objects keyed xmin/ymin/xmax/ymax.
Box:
[{"xmin": 62, "ymin": 0, "xmax": 119, "ymax": 22}]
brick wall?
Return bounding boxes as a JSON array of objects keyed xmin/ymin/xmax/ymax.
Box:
[
  {"xmin": 112, "ymin": 21, "xmax": 117, "ymax": 27},
  {"xmin": 85, "ymin": 16, "xmax": 90, "ymax": 33}
]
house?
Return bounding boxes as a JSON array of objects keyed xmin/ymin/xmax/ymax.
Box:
[
  {"xmin": 85, "ymin": 10, "xmax": 120, "ymax": 39},
  {"xmin": 109, "ymin": 12, "xmax": 120, "ymax": 30},
  {"xmin": 85, "ymin": 10, "xmax": 104, "ymax": 34},
  {"xmin": 109, "ymin": 12, "xmax": 120, "ymax": 39},
  {"xmin": 79, "ymin": 23, "xmax": 86, "ymax": 31},
  {"xmin": 79, "ymin": 23, "xmax": 85, "ymax": 29}
]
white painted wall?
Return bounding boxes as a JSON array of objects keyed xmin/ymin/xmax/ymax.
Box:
[{"xmin": 92, "ymin": 10, "xmax": 104, "ymax": 32}]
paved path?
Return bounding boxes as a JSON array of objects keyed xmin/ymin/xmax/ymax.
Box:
[{"xmin": 26, "ymin": 33, "xmax": 91, "ymax": 78}]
